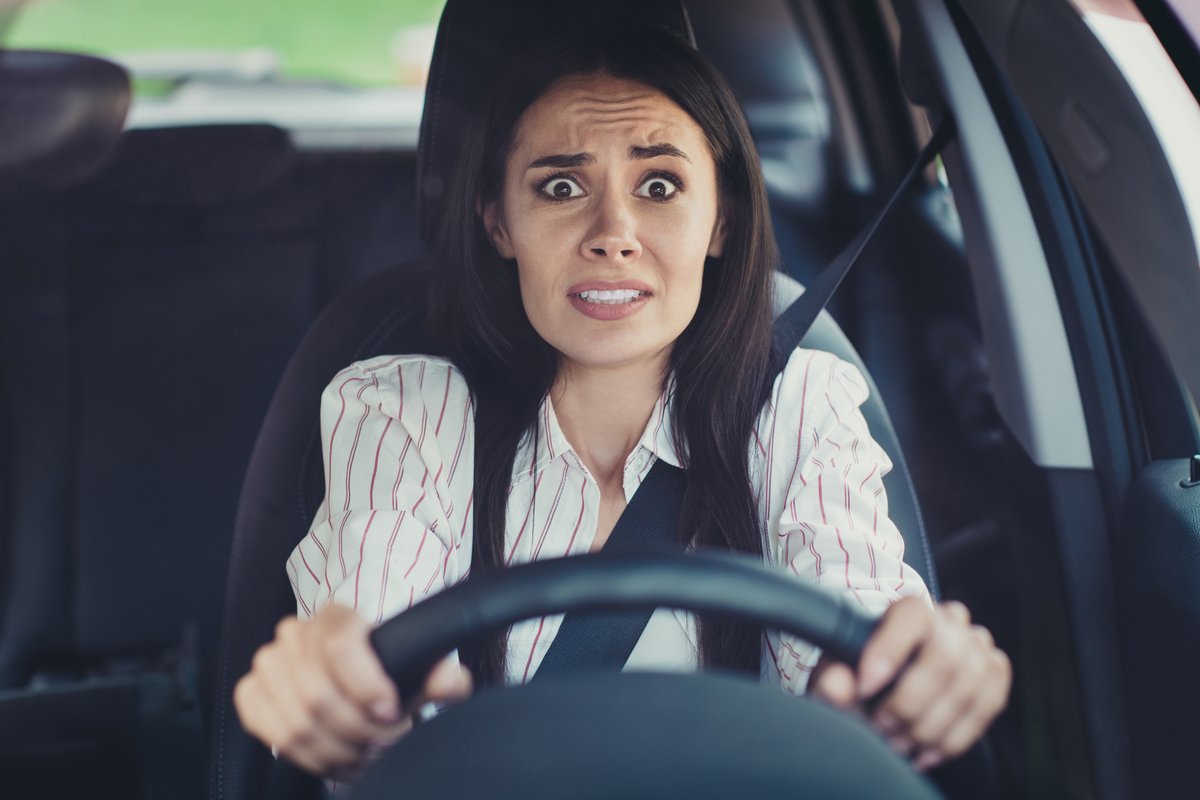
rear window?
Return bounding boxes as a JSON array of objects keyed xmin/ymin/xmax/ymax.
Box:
[
  {"xmin": 6, "ymin": 0, "xmax": 445, "ymax": 89},
  {"xmin": 5, "ymin": 0, "xmax": 447, "ymax": 144}
]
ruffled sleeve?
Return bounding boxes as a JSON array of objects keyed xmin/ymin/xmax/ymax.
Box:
[
  {"xmin": 286, "ymin": 357, "xmax": 475, "ymax": 626},
  {"xmin": 763, "ymin": 349, "xmax": 930, "ymax": 694}
]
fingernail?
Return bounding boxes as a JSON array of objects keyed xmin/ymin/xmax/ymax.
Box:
[
  {"xmin": 914, "ymin": 751, "xmax": 945, "ymax": 772},
  {"xmin": 860, "ymin": 657, "xmax": 893, "ymax": 696},
  {"xmin": 371, "ymin": 699, "xmax": 399, "ymax": 723}
]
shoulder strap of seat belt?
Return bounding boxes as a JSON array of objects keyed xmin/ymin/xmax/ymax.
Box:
[{"xmin": 532, "ymin": 118, "xmax": 955, "ymax": 680}]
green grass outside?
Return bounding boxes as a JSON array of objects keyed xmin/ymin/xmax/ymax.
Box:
[{"xmin": 6, "ymin": 0, "xmax": 446, "ymax": 87}]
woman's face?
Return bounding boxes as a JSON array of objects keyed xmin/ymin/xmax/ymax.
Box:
[{"xmin": 483, "ymin": 73, "xmax": 726, "ymax": 376}]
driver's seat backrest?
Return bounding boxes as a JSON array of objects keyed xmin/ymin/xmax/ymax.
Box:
[{"xmin": 207, "ymin": 2, "xmax": 937, "ymax": 798}]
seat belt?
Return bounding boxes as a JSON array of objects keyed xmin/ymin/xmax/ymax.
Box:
[{"xmin": 533, "ymin": 118, "xmax": 956, "ymax": 680}]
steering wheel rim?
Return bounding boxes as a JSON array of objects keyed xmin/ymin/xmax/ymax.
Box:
[
  {"xmin": 354, "ymin": 551, "xmax": 942, "ymax": 800},
  {"xmin": 369, "ymin": 549, "xmax": 879, "ymax": 700}
]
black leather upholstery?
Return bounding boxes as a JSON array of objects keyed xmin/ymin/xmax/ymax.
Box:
[{"xmin": 208, "ymin": 1, "xmax": 937, "ymax": 798}]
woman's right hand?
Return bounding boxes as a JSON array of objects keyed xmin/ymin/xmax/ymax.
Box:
[{"xmin": 234, "ymin": 603, "xmax": 474, "ymax": 778}]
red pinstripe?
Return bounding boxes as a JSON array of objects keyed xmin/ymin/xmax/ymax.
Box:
[
  {"xmin": 342, "ymin": 381, "xmax": 374, "ymax": 512},
  {"xmin": 435, "ymin": 367, "xmax": 452, "ymax": 435},
  {"xmin": 415, "ymin": 404, "xmax": 428, "ymax": 453},
  {"xmin": 307, "ymin": 528, "xmax": 328, "ymax": 560},
  {"xmin": 458, "ymin": 494, "xmax": 474, "ymax": 545},
  {"xmin": 298, "ymin": 545, "xmax": 321, "ymax": 586},
  {"xmin": 420, "ymin": 511, "xmax": 444, "ymax": 594},
  {"xmin": 321, "ymin": 524, "xmax": 336, "ymax": 605},
  {"xmin": 834, "ymin": 526, "xmax": 865, "ymax": 606},
  {"xmin": 531, "ymin": 463, "xmax": 570, "ymax": 561},
  {"xmin": 336, "ymin": 506, "xmax": 352, "ymax": 579},
  {"xmin": 390, "ymin": 437, "xmax": 412, "ymax": 511},
  {"xmin": 507, "ymin": 471, "xmax": 546, "ymax": 565},
  {"xmin": 816, "ymin": 473, "xmax": 828, "ymax": 525},
  {"xmin": 522, "ymin": 616, "xmax": 548, "ymax": 683},
  {"xmin": 326, "ymin": 377, "xmax": 368, "ymax": 522},
  {"xmin": 859, "ymin": 464, "xmax": 882, "ymax": 591},
  {"xmin": 543, "ymin": 404, "xmax": 557, "ymax": 460},
  {"xmin": 353, "ymin": 509, "xmax": 378, "ymax": 610},
  {"xmin": 373, "ymin": 354, "xmax": 407, "ymax": 372},
  {"xmin": 447, "ymin": 401, "xmax": 470, "ymax": 484},
  {"xmin": 803, "ymin": 523, "xmax": 823, "ymax": 578},
  {"xmin": 779, "ymin": 353, "xmax": 816, "ymax": 506},
  {"xmin": 403, "ymin": 529, "xmax": 429, "ymax": 580},
  {"xmin": 368, "ymin": 417, "xmax": 393, "ymax": 501},
  {"xmin": 780, "ymin": 639, "xmax": 814, "ymax": 669},
  {"xmin": 843, "ymin": 463, "xmax": 854, "ymax": 533},
  {"xmin": 562, "ymin": 480, "xmax": 588, "ymax": 555},
  {"xmin": 376, "ymin": 511, "xmax": 407, "ymax": 623}
]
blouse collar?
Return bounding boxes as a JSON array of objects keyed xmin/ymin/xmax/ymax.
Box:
[{"xmin": 511, "ymin": 381, "xmax": 683, "ymax": 483}]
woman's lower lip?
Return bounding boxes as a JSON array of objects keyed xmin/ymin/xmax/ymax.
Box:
[{"xmin": 568, "ymin": 294, "xmax": 650, "ymax": 320}]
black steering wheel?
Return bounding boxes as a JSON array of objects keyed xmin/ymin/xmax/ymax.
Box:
[{"xmin": 354, "ymin": 551, "xmax": 942, "ymax": 799}]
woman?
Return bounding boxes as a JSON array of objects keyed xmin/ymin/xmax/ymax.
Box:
[{"xmin": 234, "ymin": 26, "xmax": 1011, "ymax": 781}]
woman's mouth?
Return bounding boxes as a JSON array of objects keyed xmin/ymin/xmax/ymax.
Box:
[
  {"xmin": 567, "ymin": 286, "xmax": 652, "ymax": 320},
  {"xmin": 572, "ymin": 289, "xmax": 648, "ymax": 305}
]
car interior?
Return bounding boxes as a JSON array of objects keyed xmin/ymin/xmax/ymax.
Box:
[{"xmin": 1, "ymin": 0, "xmax": 1198, "ymax": 798}]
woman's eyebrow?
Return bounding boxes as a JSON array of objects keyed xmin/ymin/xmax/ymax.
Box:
[
  {"xmin": 527, "ymin": 152, "xmax": 595, "ymax": 170},
  {"xmin": 526, "ymin": 143, "xmax": 692, "ymax": 170},
  {"xmin": 630, "ymin": 143, "xmax": 691, "ymax": 163}
]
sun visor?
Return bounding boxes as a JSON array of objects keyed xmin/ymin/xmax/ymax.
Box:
[{"xmin": 0, "ymin": 49, "xmax": 131, "ymax": 186}]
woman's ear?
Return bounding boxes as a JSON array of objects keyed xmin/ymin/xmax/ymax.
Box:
[
  {"xmin": 480, "ymin": 200, "xmax": 517, "ymax": 260},
  {"xmin": 706, "ymin": 208, "xmax": 729, "ymax": 259}
]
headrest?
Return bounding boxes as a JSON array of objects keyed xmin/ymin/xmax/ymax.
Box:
[
  {"xmin": 0, "ymin": 50, "xmax": 130, "ymax": 186},
  {"xmin": 84, "ymin": 124, "xmax": 295, "ymax": 207},
  {"xmin": 416, "ymin": 0, "xmax": 694, "ymax": 243}
]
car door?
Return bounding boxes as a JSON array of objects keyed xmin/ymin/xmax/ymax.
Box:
[{"xmin": 908, "ymin": 0, "xmax": 1200, "ymax": 797}]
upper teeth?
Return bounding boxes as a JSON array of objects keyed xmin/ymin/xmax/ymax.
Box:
[{"xmin": 577, "ymin": 289, "xmax": 644, "ymax": 304}]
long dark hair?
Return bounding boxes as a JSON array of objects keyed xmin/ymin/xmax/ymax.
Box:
[{"xmin": 429, "ymin": 26, "xmax": 778, "ymax": 686}]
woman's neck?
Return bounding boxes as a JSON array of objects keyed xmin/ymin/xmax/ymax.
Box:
[{"xmin": 551, "ymin": 355, "xmax": 667, "ymax": 489}]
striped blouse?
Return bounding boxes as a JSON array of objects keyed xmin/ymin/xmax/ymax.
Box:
[{"xmin": 287, "ymin": 347, "xmax": 929, "ymax": 692}]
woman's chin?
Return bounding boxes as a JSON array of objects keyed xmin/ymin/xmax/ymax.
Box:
[{"xmin": 555, "ymin": 341, "xmax": 675, "ymax": 376}]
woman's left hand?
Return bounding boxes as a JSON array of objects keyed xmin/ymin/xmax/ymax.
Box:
[{"xmin": 809, "ymin": 597, "xmax": 1011, "ymax": 772}]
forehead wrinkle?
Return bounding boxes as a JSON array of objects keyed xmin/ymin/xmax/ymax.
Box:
[
  {"xmin": 566, "ymin": 87, "xmax": 657, "ymax": 105},
  {"xmin": 569, "ymin": 101, "xmax": 659, "ymax": 117},
  {"xmin": 512, "ymin": 79, "xmax": 709, "ymax": 172},
  {"xmin": 522, "ymin": 119, "xmax": 684, "ymax": 159}
]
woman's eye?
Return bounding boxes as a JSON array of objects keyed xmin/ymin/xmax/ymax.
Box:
[
  {"xmin": 635, "ymin": 175, "xmax": 680, "ymax": 200},
  {"xmin": 540, "ymin": 177, "xmax": 585, "ymax": 199}
]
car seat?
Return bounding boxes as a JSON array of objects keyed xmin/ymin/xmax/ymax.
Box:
[{"xmin": 207, "ymin": 2, "xmax": 938, "ymax": 798}]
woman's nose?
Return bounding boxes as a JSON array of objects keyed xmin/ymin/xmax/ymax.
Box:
[{"xmin": 580, "ymin": 192, "xmax": 642, "ymax": 264}]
